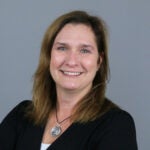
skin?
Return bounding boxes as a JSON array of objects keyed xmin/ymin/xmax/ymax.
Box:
[
  {"xmin": 50, "ymin": 23, "xmax": 102, "ymax": 105},
  {"xmin": 42, "ymin": 23, "xmax": 102, "ymax": 144}
]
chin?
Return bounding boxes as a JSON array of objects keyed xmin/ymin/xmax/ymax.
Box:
[
  {"xmin": 64, "ymin": 86, "xmax": 79, "ymax": 91},
  {"xmin": 61, "ymin": 84, "xmax": 79, "ymax": 91}
]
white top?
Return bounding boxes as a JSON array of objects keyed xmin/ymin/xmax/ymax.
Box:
[{"xmin": 40, "ymin": 143, "xmax": 51, "ymax": 150}]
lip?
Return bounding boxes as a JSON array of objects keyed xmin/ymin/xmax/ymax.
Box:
[{"xmin": 60, "ymin": 70, "xmax": 83, "ymax": 76}]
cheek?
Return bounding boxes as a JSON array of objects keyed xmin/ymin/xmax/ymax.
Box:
[
  {"xmin": 50, "ymin": 57, "xmax": 59, "ymax": 68},
  {"xmin": 83, "ymin": 57, "xmax": 99, "ymax": 72},
  {"xmin": 50, "ymin": 55, "xmax": 62, "ymax": 78},
  {"xmin": 50, "ymin": 52, "xmax": 64, "ymax": 68}
]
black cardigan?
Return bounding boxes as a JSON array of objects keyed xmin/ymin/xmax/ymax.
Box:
[{"xmin": 0, "ymin": 100, "xmax": 138, "ymax": 150}]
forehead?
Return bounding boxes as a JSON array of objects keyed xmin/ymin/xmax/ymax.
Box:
[{"xmin": 54, "ymin": 23, "xmax": 97, "ymax": 45}]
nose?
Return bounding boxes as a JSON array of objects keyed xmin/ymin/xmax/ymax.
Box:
[{"xmin": 65, "ymin": 51, "xmax": 79, "ymax": 67}]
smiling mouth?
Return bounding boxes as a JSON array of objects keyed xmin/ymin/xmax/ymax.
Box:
[{"xmin": 61, "ymin": 70, "xmax": 82, "ymax": 76}]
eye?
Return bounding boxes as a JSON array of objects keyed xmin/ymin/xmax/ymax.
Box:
[
  {"xmin": 80, "ymin": 48, "xmax": 91, "ymax": 54},
  {"xmin": 57, "ymin": 46, "xmax": 66, "ymax": 51}
]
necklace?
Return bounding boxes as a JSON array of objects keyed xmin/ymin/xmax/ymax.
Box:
[{"xmin": 50, "ymin": 108, "xmax": 71, "ymax": 137}]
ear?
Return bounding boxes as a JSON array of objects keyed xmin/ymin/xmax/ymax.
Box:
[{"xmin": 97, "ymin": 53, "xmax": 103, "ymax": 70}]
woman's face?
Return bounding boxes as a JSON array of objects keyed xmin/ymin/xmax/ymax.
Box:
[{"xmin": 50, "ymin": 23, "xmax": 102, "ymax": 93}]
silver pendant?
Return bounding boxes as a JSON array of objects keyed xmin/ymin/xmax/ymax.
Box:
[{"xmin": 50, "ymin": 125, "xmax": 62, "ymax": 137}]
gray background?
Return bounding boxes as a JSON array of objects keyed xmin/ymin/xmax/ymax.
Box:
[{"xmin": 0, "ymin": 0, "xmax": 149, "ymax": 149}]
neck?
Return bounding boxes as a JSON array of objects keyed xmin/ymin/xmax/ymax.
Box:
[
  {"xmin": 55, "ymin": 87, "xmax": 91, "ymax": 119},
  {"xmin": 56, "ymin": 88, "xmax": 89, "ymax": 110},
  {"xmin": 56, "ymin": 92, "xmax": 77, "ymax": 118}
]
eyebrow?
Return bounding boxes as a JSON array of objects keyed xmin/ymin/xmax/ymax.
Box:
[
  {"xmin": 54, "ymin": 42, "xmax": 94, "ymax": 49},
  {"xmin": 81, "ymin": 44, "xmax": 94, "ymax": 49},
  {"xmin": 53, "ymin": 42, "xmax": 67, "ymax": 46}
]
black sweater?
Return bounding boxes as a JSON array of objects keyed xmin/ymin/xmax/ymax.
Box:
[{"xmin": 0, "ymin": 100, "xmax": 138, "ymax": 150}]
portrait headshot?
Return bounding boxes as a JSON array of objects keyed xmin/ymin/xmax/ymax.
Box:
[{"xmin": 0, "ymin": 1, "xmax": 149, "ymax": 150}]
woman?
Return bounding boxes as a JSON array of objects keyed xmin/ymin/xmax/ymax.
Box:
[{"xmin": 0, "ymin": 10, "xmax": 138, "ymax": 150}]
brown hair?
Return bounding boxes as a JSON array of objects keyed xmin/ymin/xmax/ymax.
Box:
[{"xmin": 27, "ymin": 10, "xmax": 117, "ymax": 125}]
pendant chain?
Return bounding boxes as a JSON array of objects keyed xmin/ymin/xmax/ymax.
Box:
[
  {"xmin": 55, "ymin": 107, "xmax": 72, "ymax": 125},
  {"xmin": 50, "ymin": 107, "xmax": 72, "ymax": 137}
]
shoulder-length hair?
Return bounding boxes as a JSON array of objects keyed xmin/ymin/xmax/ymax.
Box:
[{"xmin": 27, "ymin": 10, "xmax": 116, "ymax": 125}]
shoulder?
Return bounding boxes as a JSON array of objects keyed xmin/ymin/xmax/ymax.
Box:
[
  {"xmin": 0, "ymin": 100, "xmax": 32, "ymax": 149},
  {"xmin": 0, "ymin": 100, "xmax": 32, "ymax": 125},
  {"xmin": 71, "ymin": 108, "xmax": 137, "ymax": 149},
  {"xmin": 100, "ymin": 98, "xmax": 136, "ymax": 129},
  {"xmin": 11, "ymin": 100, "xmax": 31, "ymax": 113},
  {"xmin": 101, "ymin": 107, "xmax": 135, "ymax": 126},
  {"xmin": 14, "ymin": 100, "xmax": 32, "ymax": 114},
  {"xmin": 94, "ymin": 107, "xmax": 137, "ymax": 136},
  {"xmin": 90, "ymin": 108, "xmax": 138, "ymax": 149}
]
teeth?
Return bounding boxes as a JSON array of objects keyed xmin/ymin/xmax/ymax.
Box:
[{"xmin": 63, "ymin": 71, "xmax": 81, "ymax": 76}]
